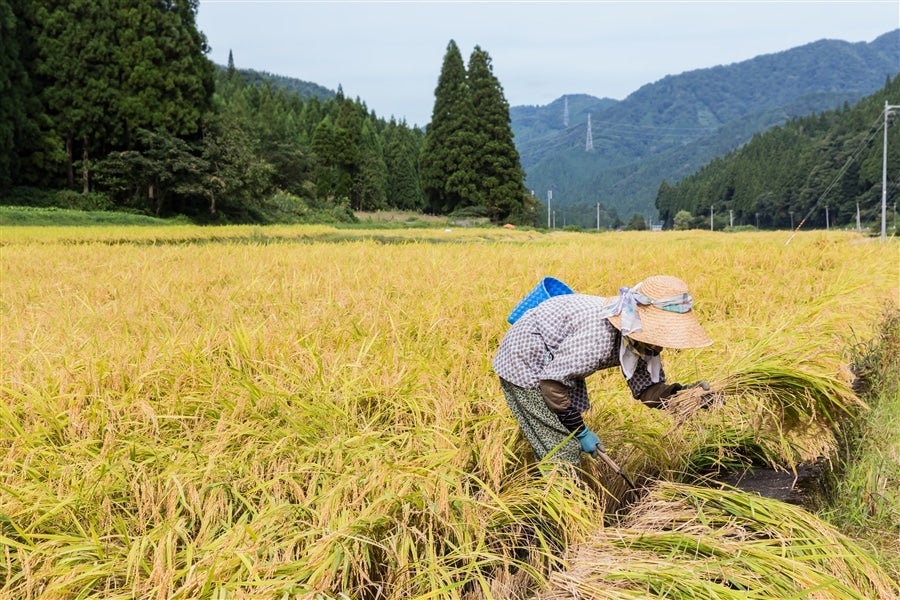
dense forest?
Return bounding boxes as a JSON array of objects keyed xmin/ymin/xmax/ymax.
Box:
[
  {"xmin": 0, "ymin": 1, "xmax": 533, "ymax": 225},
  {"xmin": 656, "ymin": 76, "xmax": 900, "ymax": 231}
]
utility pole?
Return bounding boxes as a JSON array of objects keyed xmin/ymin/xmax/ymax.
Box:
[
  {"xmin": 825, "ymin": 205, "xmax": 829, "ymax": 230},
  {"xmin": 710, "ymin": 205, "xmax": 714, "ymax": 231},
  {"xmin": 596, "ymin": 202, "xmax": 600, "ymax": 230},
  {"xmin": 547, "ymin": 190, "xmax": 552, "ymax": 228},
  {"xmin": 856, "ymin": 202, "xmax": 861, "ymax": 231},
  {"xmin": 729, "ymin": 209, "xmax": 734, "ymax": 228},
  {"xmin": 881, "ymin": 101, "xmax": 900, "ymax": 242}
]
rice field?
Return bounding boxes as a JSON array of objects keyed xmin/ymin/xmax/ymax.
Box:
[{"xmin": 1, "ymin": 225, "xmax": 898, "ymax": 599}]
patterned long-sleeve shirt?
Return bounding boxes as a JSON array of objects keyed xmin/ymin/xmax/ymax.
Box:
[{"xmin": 492, "ymin": 294, "xmax": 664, "ymax": 415}]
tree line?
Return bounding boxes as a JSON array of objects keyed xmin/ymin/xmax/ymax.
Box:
[
  {"xmin": 655, "ymin": 76, "xmax": 900, "ymax": 231},
  {"xmin": 0, "ymin": 1, "xmax": 534, "ymax": 225}
]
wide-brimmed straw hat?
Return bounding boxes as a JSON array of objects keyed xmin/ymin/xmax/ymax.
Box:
[{"xmin": 606, "ymin": 275, "xmax": 712, "ymax": 349}]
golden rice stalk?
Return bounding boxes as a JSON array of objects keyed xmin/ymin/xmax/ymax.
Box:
[
  {"xmin": 662, "ymin": 384, "xmax": 725, "ymax": 426},
  {"xmin": 537, "ymin": 481, "xmax": 899, "ymax": 600}
]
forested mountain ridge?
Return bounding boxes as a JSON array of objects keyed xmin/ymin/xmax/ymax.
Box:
[
  {"xmin": 220, "ymin": 64, "xmax": 335, "ymax": 102},
  {"xmin": 513, "ymin": 29, "xmax": 900, "ymax": 225},
  {"xmin": 656, "ymin": 75, "xmax": 900, "ymax": 232},
  {"xmin": 509, "ymin": 94, "xmax": 618, "ymax": 147}
]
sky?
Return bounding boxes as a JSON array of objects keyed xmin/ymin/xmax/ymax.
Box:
[{"xmin": 196, "ymin": 1, "xmax": 900, "ymax": 127}]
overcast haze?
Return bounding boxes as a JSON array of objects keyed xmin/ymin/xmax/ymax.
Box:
[{"xmin": 197, "ymin": 1, "xmax": 900, "ymax": 127}]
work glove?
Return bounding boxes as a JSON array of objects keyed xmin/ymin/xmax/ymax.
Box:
[
  {"xmin": 575, "ymin": 427, "xmax": 605, "ymax": 457},
  {"xmin": 639, "ymin": 381, "xmax": 684, "ymax": 409}
]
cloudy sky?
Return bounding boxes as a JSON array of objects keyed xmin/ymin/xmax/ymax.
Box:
[{"xmin": 196, "ymin": 1, "xmax": 899, "ymax": 127}]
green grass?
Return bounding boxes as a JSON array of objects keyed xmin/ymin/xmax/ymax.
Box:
[
  {"xmin": 824, "ymin": 309, "xmax": 900, "ymax": 581},
  {"xmin": 0, "ymin": 205, "xmax": 190, "ymax": 226}
]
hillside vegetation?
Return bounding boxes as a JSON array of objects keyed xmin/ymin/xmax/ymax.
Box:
[
  {"xmin": 513, "ymin": 30, "xmax": 900, "ymax": 223},
  {"xmin": 656, "ymin": 75, "xmax": 900, "ymax": 231}
]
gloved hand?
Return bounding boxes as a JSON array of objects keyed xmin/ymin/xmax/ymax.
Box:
[
  {"xmin": 639, "ymin": 381, "xmax": 684, "ymax": 409},
  {"xmin": 575, "ymin": 427, "xmax": 605, "ymax": 457}
]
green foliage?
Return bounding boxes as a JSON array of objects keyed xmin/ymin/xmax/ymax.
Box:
[
  {"xmin": 421, "ymin": 41, "xmax": 529, "ymax": 224},
  {"xmin": 200, "ymin": 113, "xmax": 276, "ymax": 216},
  {"xmin": 0, "ymin": 0, "xmax": 25, "ymax": 192},
  {"xmin": 355, "ymin": 119, "xmax": 389, "ymax": 211},
  {"xmin": 223, "ymin": 64, "xmax": 335, "ymax": 101},
  {"xmin": 673, "ymin": 210, "xmax": 695, "ymax": 230},
  {"xmin": 467, "ymin": 46, "xmax": 527, "ymax": 224},
  {"xmin": 5, "ymin": 5, "xmax": 897, "ymax": 229},
  {"xmin": 421, "ymin": 40, "xmax": 478, "ymax": 215},
  {"xmin": 28, "ymin": 0, "xmax": 214, "ymax": 192},
  {"xmin": 827, "ymin": 310, "xmax": 900, "ymax": 580},
  {"xmin": 53, "ymin": 190, "xmax": 114, "ymax": 211},
  {"xmin": 0, "ymin": 185, "xmax": 56, "ymax": 207},
  {"xmin": 625, "ymin": 213, "xmax": 647, "ymax": 230},
  {"xmin": 657, "ymin": 75, "xmax": 900, "ymax": 230},
  {"xmin": 115, "ymin": 0, "xmax": 214, "ymax": 138},
  {"xmin": 383, "ymin": 120, "xmax": 424, "ymax": 211},
  {"xmin": 94, "ymin": 128, "xmax": 213, "ymax": 216}
]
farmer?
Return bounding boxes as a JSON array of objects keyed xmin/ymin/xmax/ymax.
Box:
[{"xmin": 493, "ymin": 275, "xmax": 712, "ymax": 466}]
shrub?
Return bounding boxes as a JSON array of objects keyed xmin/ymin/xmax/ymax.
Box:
[
  {"xmin": 673, "ymin": 210, "xmax": 694, "ymax": 230},
  {"xmin": 54, "ymin": 190, "xmax": 115, "ymax": 211},
  {"xmin": 0, "ymin": 186, "xmax": 56, "ymax": 207}
]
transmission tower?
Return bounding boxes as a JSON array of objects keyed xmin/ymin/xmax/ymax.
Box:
[
  {"xmin": 585, "ymin": 113, "xmax": 594, "ymax": 151},
  {"xmin": 563, "ymin": 96, "xmax": 569, "ymax": 128}
]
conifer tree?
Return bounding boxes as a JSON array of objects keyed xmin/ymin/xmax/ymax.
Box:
[
  {"xmin": 34, "ymin": 0, "xmax": 120, "ymax": 189},
  {"xmin": 421, "ymin": 40, "xmax": 479, "ymax": 214},
  {"xmin": 355, "ymin": 118, "xmax": 388, "ymax": 211},
  {"xmin": 32, "ymin": 0, "xmax": 213, "ymax": 190},
  {"xmin": 114, "ymin": 0, "xmax": 214, "ymax": 142},
  {"xmin": 311, "ymin": 115, "xmax": 338, "ymax": 201},
  {"xmin": 383, "ymin": 119, "xmax": 424, "ymax": 210},
  {"xmin": 0, "ymin": 0, "xmax": 25, "ymax": 191},
  {"xmin": 466, "ymin": 46, "xmax": 526, "ymax": 223}
]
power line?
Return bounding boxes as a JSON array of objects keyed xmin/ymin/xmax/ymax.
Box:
[{"xmin": 786, "ymin": 110, "xmax": 886, "ymax": 245}]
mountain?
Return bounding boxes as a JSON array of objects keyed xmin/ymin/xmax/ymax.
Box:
[
  {"xmin": 656, "ymin": 75, "xmax": 900, "ymax": 231},
  {"xmin": 512, "ymin": 29, "xmax": 900, "ymax": 223}
]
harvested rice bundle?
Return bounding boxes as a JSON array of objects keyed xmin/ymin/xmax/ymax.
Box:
[
  {"xmin": 662, "ymin": 382, "xmax": 725, "ymax": 426},
  {"xmin": 538, "ymin": 482, "xmax": 899, "ymax": 600}
]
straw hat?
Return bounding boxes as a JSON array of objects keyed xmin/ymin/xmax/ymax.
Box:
[{"xmin": 606, "ymin": 275, "xmax": 712, "ymax": 349}]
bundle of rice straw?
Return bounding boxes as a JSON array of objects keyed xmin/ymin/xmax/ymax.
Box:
[
  {"xmin": 537, "ymin": 481, "xmax": 899, "ymax": 600},
  {"xmin": 662, "ymin": 382, "xmax": 724, "ymax": 426}
]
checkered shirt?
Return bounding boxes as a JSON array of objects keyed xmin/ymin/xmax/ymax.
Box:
[{"xmin": 492, "ymin": 294, "xmax": 664, "ymax": 413}]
